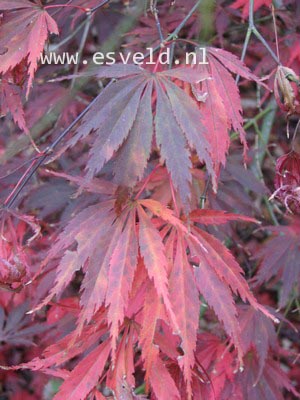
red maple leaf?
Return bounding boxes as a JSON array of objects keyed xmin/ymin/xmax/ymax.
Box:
[
  {"xmin": 253, "ymin": 217, "xmax": 300, "ymax": 307},
  {"xmin": 59, "ymin": 63, "xmax": 213, "ymax": 207},
  {"xmin": 0, "ymin": 72, "xmax": 27, "ymax": 132},
  {"xmin": 231, "ymin": 0, "xmax": 273, "ymax": 19},
  {"xmin": 192, "ymin": 47, "xmax": 265, "ymax": 177},
  {"xmin": 0, "ymin": 0, "xmax": 59, "ymax": 96}
]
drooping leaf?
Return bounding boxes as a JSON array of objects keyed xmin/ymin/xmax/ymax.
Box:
[
  {"xmin": 169, "ymin": 232, "xmax": 200, "ymax": 399},
  {"xmin": 105, "ymin": 211, "xmax": 138, "ymax": 354},
  {"xmin": 193, "ymin": 261, "xmax": 242, "ymax": 360},
  {"xmin": 195, "ymin": 333, "xmax": 237, "ymax": 400},
  {"xmin": 138, "ymin": 199, "xmax": 278, "ymax": 365},
  {"xmin": 140, "ymin": 283, "xmax": 165, "ymax": 385},
  {"xmin": 191, "ymin": 47, "xmax": 265, "ymax": 176},
  {"xmin": 140, "ymin": 283, "xmax": 181, "ymax": 400},
  {"xmin": 137, "ymin": 205, "xmax": 178, "ymax": 332},
  {"xmin": 192, "ymin": 75, "xmax": 230, "ymax": 178},
  {"xmin": 205, "ymin": 49, "xmax": 248, "ymax": 156},
  {"xmin": 188, "ymin": 226, "xmax": 277, "ymax": 323},
  {"xmin": 31, "ymin": 201, "xmax": 119, "ymax": 332},
  {"xmin": 106, "ymin": 326, "xmax": 136, "ymax": 398},
  {"xmin": 148, "ymin": 356, "xmax": 181, "ymax": 400}
]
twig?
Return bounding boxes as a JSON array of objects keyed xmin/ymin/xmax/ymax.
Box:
[
  {"xmin": 134, "ymin": 165, "xmax": 160, "ymax": 200},
  {"xmin": 236, "ymin": 0, "xmax": 281, "ymax": 84},
  {"xmin": 89, "ymin": 0, "xmax": 110, "ymax": 14},
  {"xmin": 150, "ymin": 0, "xmax": 164, "ymax": 43},
  {"xmin": 50, "ymin": 0, "xmax": 110, "ymax": 51},
  {"xmin": 200, "ymin": 179, "xmax": 210, "ymax": 209},
  {"xmin": 143, "ymin": 0, "xmax": 202, "ymax": 60},
  {"xmin": 71, "ymin": 13, "xmax": 93, "ymax": 89},
  {"xmin": 170, "ymin": 0, "xmax": 201, "ymax": 39},
  {"xmin": 2, "ymin": 82, "xmax": 114, "ymax": 209},
  {"xmin": 276, "ymin": 294, "xmax": 295, "ymax": 334},
  {"xmin": 51, "ymin": 18, "xmax": 88, "ymax": 51}
]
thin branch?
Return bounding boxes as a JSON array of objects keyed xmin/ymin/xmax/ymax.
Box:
[
  {"xmin": 50, "ymin": 0, "xmax": 110, "ymax": 51},
  {"xmin": 89, "ymin": 0, "xmax": 110, "ymax": 14},
  {"xmin": 200, "ymin": 179, "xmax": 210, "ymax": 209},
  {"xmin": 2, "ymin": 81, "xmax": 115, "ymax": 210},
  {"xmin": 236, "ymin": 0, "xmax": 280, "ymax": 84},
  {"xmin": 71, "ymin": 13, "xmax": 93, "ymax": 88},
  {"xmin": 170, "ymin": 0, "xmax": 201, "ymax": 38},
  {"xmin": 143, "ymin": 0, "xmax": 202, "ymax": 59},
  {"xmin": 44, "ymin": 4, "xmax": 89, "ymax": 12},
  {"xmin": 150, "ymin": 0, "xmax": 164, "ymax": 43},
  {"xmin": 51, "ymin": 18, "xmax": 88, "ymax": 51}
]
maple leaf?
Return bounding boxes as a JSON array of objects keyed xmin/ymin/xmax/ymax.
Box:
[
  {"xmin": 0, "ymin": 72, "xmax": 27, "ymax": 132},
  {"xmin": 105, "ymin": 211, "xmax": 138, "ymax": 355},
  {"xmin": 192, "ymin": 47, "xmax": 265, "ymax": 177},
  {"xmin": 188, "ymin": 226, "xmax": 276, "ymax": 321},
  {"xmin": 0, "ymin": 0, "xmax": 59, "ymax": 96},
  {"xmin": 34, "ymin": 200, "xmax": 133, "ymax": 346},
  {"xmin": 194, "ymin": 333, "xmax": 237, "ymax": 400},
  {"xmin": 139, "ymin": 283, "xmax": 181, "ymax": 398},
  {"xmin": 139, "ymin": 283, "xmax": 180, "ymax": 400},
  {"xmin": 192, "ymin": 74, "xmax": 230, "ymax": 178},
  {"xmin": 253, "ymin": 218, "xmax": 300, "ymax": 307},
  {"xmin": 140, "ymin": 200, "xmax": 278, "ymax": 389},
  {"xmin": 222, "ymin": 352, "xmax": 300, "ymax": 400},
  {"xmin": 62, "ymin": 63, "xmax": 212, "ymax": 207},
  {"xmin": 32, "ymin": 196, "xmax": 178, "ymax": 353},
  {"xmin": 139, "ymin": 274, "xmax": 167, "ymax": 377},
  {"xmin": 106, "ymin": 325, "xmax": 136, "ymax": 398},
  {"xmin": 195, "ymin": 334, "xmax": 298, "ymax": 400},
  {"xmin": 0, "ymin": 302, "xmax": 48, "ymax": 347},
  {"xmin": 53, "ymin": 339, "xmax": 111, "ymax": 400},
  {"xmin": 189, "ymin": 209, "xmax": 258, "ymax": 225},
  {"xmin": 207, "ymin": 152, "xmax": 268, "ymax": 217},
  {"xmin": 147, "ymin": 356, "xmax": 181, "ymax": 400},
  {"xmin": 193, "ymin": 259, "xmax": 242, "ymax": 360},
  {"xmin": 23, "ymin": 312, "xmax": 108, "ymax": 372},
  {"xmin": 137, "ymin": 204, "xmax": 178, "ymax": 332},
  {"xmin": 169, "ymin": 233, "xmax": 200, "ymax": 399},
  {"xmin": 238, "ymin": 305, "xmax": 278, "ymax": 384}
]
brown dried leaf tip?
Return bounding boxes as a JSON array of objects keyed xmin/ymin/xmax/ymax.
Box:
[{"xmin": 274, "ymin": 66, "xmax": 300, "ymax": 117}]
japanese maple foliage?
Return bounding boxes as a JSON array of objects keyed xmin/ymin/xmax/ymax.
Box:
[{"xmin": 0, "ymin": 1, "xmax": 300, "ymax": 400}]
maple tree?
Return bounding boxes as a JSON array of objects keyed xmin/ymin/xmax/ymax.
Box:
[{"xmin": 0, "ymin": 0, "xmax": 300, "ymax": 399}]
